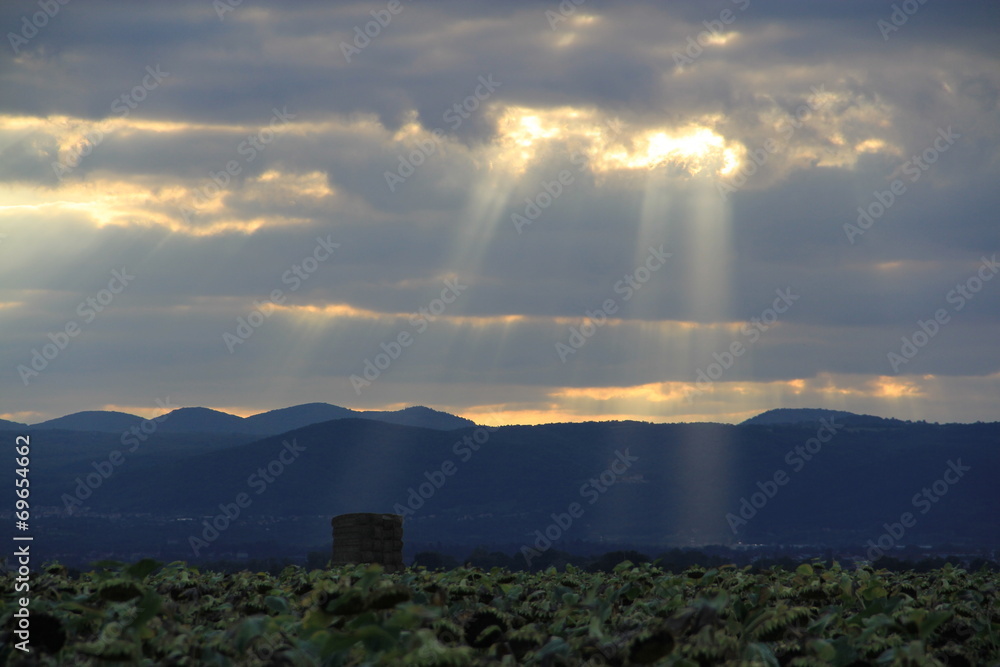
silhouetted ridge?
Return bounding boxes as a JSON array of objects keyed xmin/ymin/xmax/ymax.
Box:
[
  {"xmin": 362, "ymin": 405, "xmax": 476, "ymax": 430},
  {"xmin": 10, "ymin": 402, "xmax": 476, "ymax": 435},
  {"xmin": 741, "ymin": 408, "xmax": 906, "ymax": 427},
  {"xmin": 28, "ymin": 410, "xmax": 145, "ymax": 432},
  {"xmin": 243, "ymin": 403, "xmax": 356, "ymax": 435}
]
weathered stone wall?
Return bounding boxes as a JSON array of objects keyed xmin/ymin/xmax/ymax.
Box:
[{"xmin": 331, "ymin": 513, "xmax": 404, "ymax": 572}]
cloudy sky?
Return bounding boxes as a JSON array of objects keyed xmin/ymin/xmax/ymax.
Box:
[{"xmin": 2, "ymin": 0, "xmax": 999, "ymax": 426}]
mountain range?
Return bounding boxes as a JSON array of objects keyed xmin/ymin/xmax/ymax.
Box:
[
  {"xmin": 740, "ymin": 408, "xmax": 908, "ymax": 427},
  {"xmin": 2, "ymin": 403, "xmax": 476, "ymax": 434},
  {"xmin": 3, "ymin": 405, "xmax": 915, "ymax": 435},
  {"xmin": 6, "ymin": 407, "xmax": 997, "ymax": 566}
]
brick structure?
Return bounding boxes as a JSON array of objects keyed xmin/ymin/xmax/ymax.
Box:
[{"xmin": 331, "ymin": 513, "xmax": 404, "ymax": 572}]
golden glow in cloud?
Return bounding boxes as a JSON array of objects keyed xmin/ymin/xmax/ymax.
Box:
[
  {"xmin": 0, "ymin": 111, "xmax": 374, "ymax": 236},
  {"xmin": 0, "ymin": 411, "xmax": 44, "ymax": 424},
  {"xmin": 0, "ymin": 168, "xmax": 334, "ymax": 236},
  {"xmin": 494, "ymin": 105, "xmax": 742, "ymax": 177},
  {"xmin": 275, "ymin": 300, "xmax": 530, "ymax": 329},
  {"xmin": 552, "ymin": 383, "xmax": 689, "ymax": 403},
  {"xmin": 871, "ymin": 377, "xmax": 925, "ymax": 398},
  {"xmin": 271, "ymin": 298, "xmax": 726, "ymax": 334},
  {"xmin": 455, "ymin": 373, "xmax": 974, "ymax": 426},
  {"xmin": 12, "ymin": 370, "xmax": 998, "ymax": 426},
  {"xmin": 604, "ymin": 126, "xmax": 742, "ymax": 176},
  {"xmin": 2, "ymin": 87, "xmax": 898, "ymax": 242},
  {"xmin": 462, "ymin": 405, "xmax": 657, "ymax": 426}
]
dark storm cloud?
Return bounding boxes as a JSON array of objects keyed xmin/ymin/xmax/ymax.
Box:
[{"xmin": 1, "ymin": 0, "xmax": 998, "ymax": 423}]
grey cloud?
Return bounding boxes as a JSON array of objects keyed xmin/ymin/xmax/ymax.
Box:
[{"xmin": 2, "ymin": 0, "xmax": 998, "ymax": 423}]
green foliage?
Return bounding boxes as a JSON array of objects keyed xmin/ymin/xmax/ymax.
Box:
[{"xmin": 1, "ymin": 559, "xmax": 998, "ymax": 665}]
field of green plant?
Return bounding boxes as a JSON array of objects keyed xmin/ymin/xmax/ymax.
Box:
[{"xmin": 2, "ymin": 559, "xmax": 998, "ymax": 665}]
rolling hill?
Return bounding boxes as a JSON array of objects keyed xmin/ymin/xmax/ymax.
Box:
[
  {"xmin": 0, "ymin": 417, "xmax": 27, "ymax": 430},
  {"xmin": 741, "ymin": 408, "xmax": 907, "ymax": 427},
  {"xmin": 33, "ymin": 417, "xmax": 999, "ymax": 553},
  {"xmin": 15, "ymin": 403, "xmax": 476, "ymax": 434}
]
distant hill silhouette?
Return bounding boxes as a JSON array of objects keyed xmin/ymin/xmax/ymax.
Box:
[
  {"xmin": 52, "ymin": 417, "xmax": 999, "ymax": 550},
  {"xmin": 15, "ymin": 403, "xmax": 476, "ymax": 434},
  {"xmin": 25, "ymin": 410, "xmax": 147, "ymax": 432},
  {"xmin": 0, "ymin": 418, "xmax": 27, "ymax": 430},
  {"xmin": 156, "ymin": 407, "xmax": 250, "ymax": 433},
  {"xmin": 363, "ymin": 405, "xmax": 475, "ymax": 431},
  {"xmin": 241, "ymin": 404, "xmax": 474, "ymax": 434},
  {"xmin": 742, "ymin": 408, "xmax": 906, "ymax": 427},
  {"xmin": 242, "ymin": 403, "xmax": 357, "ymax": 435},
  {"xmin": 9, "ymin": 415, "xmax": 1000, "ymax": 566}
]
